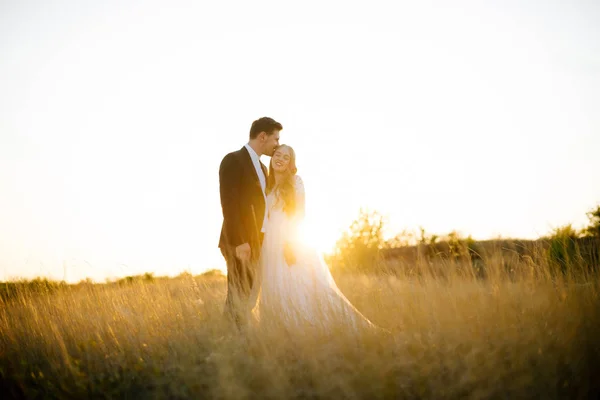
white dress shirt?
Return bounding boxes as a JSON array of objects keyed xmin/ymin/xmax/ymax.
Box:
[{"xmin": 244, "ymin": 143, "xmax": 268, "ymax": 233}]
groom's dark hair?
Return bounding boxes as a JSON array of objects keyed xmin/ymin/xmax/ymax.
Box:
[{"xmin": 249, "ymin": 117, "xmax": 283, "ymax": 139}]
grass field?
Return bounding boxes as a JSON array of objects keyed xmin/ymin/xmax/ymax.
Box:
[{"xmin": 1, "ymin": 253, "xmax": 599, "ymax": 399}]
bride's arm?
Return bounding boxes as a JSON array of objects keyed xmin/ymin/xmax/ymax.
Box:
[
  {"xmin": 294, "ymin": 175, "xmax": 305, "ymax": 221},
  {"xmin": 284, "ymin": 175, "xmax": 306, "ymax": 267}
]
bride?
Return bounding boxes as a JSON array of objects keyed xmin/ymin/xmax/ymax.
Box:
[{"xmin": 249, "ymin": 144, "xmax": 376, "ymax": 331}]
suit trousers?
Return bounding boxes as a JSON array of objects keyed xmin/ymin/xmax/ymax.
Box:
[{"xmin": 221, "ymin": 234, "xmax": 264, "ymax": 327}]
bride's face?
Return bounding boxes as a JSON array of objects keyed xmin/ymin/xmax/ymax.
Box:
[{"xmin": 272, "ymin": 146, "xmax": 292, "ymax": 173}]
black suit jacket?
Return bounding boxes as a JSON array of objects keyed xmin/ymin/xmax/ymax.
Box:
[{"xmin": 218, "ymin": 146, "xmax": 268, "ymax": 259}]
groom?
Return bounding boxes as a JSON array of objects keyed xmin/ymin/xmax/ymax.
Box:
[{"xmin": 218, "ymin": 116, "xmax": 282, "ymax": 326}]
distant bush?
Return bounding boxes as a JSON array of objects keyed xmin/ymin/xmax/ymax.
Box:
[
  {"xmin": 114, "ymin": 272, "xmax": 156, "ymax": 286},
  {"xmin": 0, "ymin": 278, "xmax": 68, "ymax": 303},
  {"xmin": 330, "ymin": 209, "xmax": 386, "ymax": 273},
  {"xmin": 545, "ymin": 224, "xmax": 583, "ymax": 275},
  {"xmin": 199, "ymin": 269, "xmax": 225, "ymax": 279},
  {"xmin": 583, "ymin": 204, "xmax": 600, "ymax": 238}
]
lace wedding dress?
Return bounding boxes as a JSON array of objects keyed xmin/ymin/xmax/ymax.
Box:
[{"xmin": 250, "ymin": 175, "xmax": 375, "ymax": 331}]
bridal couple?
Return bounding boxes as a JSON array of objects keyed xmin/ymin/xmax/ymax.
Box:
[{"xmin": 218, "ymin": 117, "xmax": 375, "ymax": 332}]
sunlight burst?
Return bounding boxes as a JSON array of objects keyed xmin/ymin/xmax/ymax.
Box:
[{"xmin": 297, "ymin": 218, "xmax": 336, "ymax": 254}]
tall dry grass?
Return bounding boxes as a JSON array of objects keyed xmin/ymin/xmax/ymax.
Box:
[{"xmin": 1, "ymin": 250, "xmax": 599, "ymax": 399}]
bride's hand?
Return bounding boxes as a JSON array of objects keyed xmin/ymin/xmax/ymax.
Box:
[{"xmin": 284, "ymin": 242, "xmax": 296, "ymax": 267}]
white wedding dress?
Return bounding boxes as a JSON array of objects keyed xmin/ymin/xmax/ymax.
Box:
[{"xmin": 250, "ymin": 175, "xmax": 375, "ymax": 331}]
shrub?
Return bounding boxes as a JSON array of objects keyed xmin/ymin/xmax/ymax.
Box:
[
  {"xmin": 331, "ymin": 209, "xmax": 386, "ymax": 273},
  {"xmin": 546, "ymin": 224, "xmax": 582, "ymax": 275},
  {"xmin": 583, "ymin": 204, "xmax": 600, "ymax": 238}
]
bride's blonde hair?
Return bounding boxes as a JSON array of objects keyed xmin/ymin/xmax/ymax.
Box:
[{"xmin": 267, "ymin": 145, "xmax": 297, "ymax": 217}]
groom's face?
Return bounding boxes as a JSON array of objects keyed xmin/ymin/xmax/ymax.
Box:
[{"xmin": 262, "ymin": 130, "xmax": 281, "ymax": 157}]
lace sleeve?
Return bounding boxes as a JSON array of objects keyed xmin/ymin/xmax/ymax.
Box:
[{"xmin": 294, "ymin": 175, "xmax": 305, "ymax": 219}]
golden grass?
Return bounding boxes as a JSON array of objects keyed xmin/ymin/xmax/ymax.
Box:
[{"xmin": 1, "ymin": 258, "xmax": 599, "ymax": 399}]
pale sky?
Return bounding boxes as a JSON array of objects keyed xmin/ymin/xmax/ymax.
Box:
[{"xmin": 1, "ymin": 0, "xmax": 599, "ymax": 282}]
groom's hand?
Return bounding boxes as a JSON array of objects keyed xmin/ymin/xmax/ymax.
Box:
[
  {"xmin": 235, "ymin": 243, "xmax": 251, "ymax": 262},
  {"xmin": 284, "ymin": 242, "xmax": 296, "ymax": 267}
]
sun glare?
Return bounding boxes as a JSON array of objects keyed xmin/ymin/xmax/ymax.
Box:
[{"xmin": 297, "ymin": 218, "xmax": 337, "ymax": 254}]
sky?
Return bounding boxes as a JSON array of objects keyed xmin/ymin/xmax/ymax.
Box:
[{"xmin": 1, "ymin": 0, "xmax": 599, "ymax": 283}]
